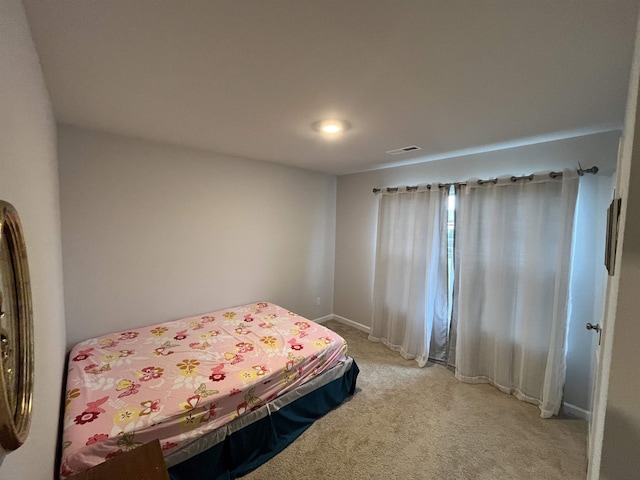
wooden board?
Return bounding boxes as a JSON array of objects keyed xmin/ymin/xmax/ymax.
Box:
[{"xmin": 67, "ymin": 439, "xmax": 169, "ymax": 480}]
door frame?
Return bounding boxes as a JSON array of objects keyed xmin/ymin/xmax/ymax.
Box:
[{"xmin": 586, "ymin": 12, "xmax": 640, "ymax": 479}]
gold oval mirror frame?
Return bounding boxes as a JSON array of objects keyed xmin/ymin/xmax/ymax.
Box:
[{"xmin": 0, "ymin": 201, "xmax": 34, "ymax": 452}]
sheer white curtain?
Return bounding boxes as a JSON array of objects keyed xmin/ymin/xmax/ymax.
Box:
[
  {"xmin": 370, "ymin": 185, "xmax": 449, "ymax": 367},
  {"xmin": 453, "ymin": 170, "xmax": 579, "ymax": 417}
]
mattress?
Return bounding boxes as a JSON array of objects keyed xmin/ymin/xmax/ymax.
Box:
[
  {"xmin": 60, "ymin": 302, "xmax": 349, "ymax": 478},
  {"xmin": 167, "ymin": 356, "xmax": 359, "ymax": 480}
]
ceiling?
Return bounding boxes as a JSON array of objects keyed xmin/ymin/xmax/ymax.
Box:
[{"xmin": 23, "ymin": 1, "xmax": 640, "ymax": 175}]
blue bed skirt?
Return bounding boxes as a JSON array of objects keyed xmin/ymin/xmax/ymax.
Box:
[{"xmin": 168, "ymin": 360, "xmax": 359, "ymax": 480}]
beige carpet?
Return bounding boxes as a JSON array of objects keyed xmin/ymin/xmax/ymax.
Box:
[{"xmin": 243, "ymin": 320, "xmax": 587, "ymax": 480}]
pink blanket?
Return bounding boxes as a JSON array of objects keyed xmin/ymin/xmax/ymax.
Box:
[{"xmin": 60, "ymin": 302, "xmax": 347, "ymax": 477}]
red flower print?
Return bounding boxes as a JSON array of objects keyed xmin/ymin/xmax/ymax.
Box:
[
  {"xmin": 118, "ymin": 331, "xmax": 139, "ymax": 340},
  {"xmin": 74, "ymin": 411, "xmax": 99, "ymax": 425},
  {"xmin": 210, "ymin": 363, "xmax": 226, "ymax": 381},
  {"xmin": 229, "ymin": 388, "xmax": 241, "ymax": 395},
  {"xmin": 209, "ymin": 372, "xmax": 226, "ymax": 382},
  {"xmin": 244, "ymin": 314, "xmax": 254, "ymax": 323},
  {"xmin": 86, "ymin": 433, "xmax": 109, "ymax": 446},
  {"xmin": 84, "ymin": 363, "xmax": 99, "ymax": 372},
  {"xmin": 119, "ymin": 350, "xmax": 134, "ymax": 357},
  {"xmin": 174, "ymin": 330, "xmax": 188, "ymax": 340},
  {"xmin": 161, "ymin": 441, "xmax": 178, "ymax": 451},
  {"xmin": 72, "ymin": 348, "xmax": 94, "ymax": 362},
  {"xmin": 201, "ymin": 316, "xmax": 215, "ymax": 323},
  {"xmin": 291, "ymin": 344, "xmax": 303, "ymax": 351},
  {"xmin": 257, "ymin": 302, "xmax": 268, "ymax": 308},
  {"xmin": 139, "ymin": 366, "xmax": 164, "ymax": 382}
]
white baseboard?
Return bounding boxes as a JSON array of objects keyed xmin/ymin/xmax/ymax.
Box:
[
  {"xmin": 330, "ymin": 314, "xmax": 371, "ymax": 334},
  {"xmin": 312, "ymin": 314, "xmax": 334, "ymax": 325},
  {"xmin": 563, "ymin": 402, "xmax": 590, "ymax": 421}
]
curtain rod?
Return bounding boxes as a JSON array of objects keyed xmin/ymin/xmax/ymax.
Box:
[{"xmin": 372, "ymin": 166, "xmax": 599, "ymax": 194}]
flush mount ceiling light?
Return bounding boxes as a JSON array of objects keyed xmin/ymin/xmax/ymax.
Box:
[{"xmin": 312, "ymin": 119, "xmax": 350, "ymax": 135}]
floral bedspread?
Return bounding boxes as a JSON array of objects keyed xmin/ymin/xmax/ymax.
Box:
[{"xmin": 60, "ymin": 302, "xmax": 348, "ymax": 478}]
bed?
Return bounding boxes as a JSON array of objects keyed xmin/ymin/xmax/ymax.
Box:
[{"xmin": 60, "ymin": 302, "xmax": 359, "ymax": 479}]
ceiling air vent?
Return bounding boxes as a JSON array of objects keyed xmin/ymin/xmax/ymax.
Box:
[{"xmin": 385, "ymin": 145, "xmax": 422, "ymax": 155}]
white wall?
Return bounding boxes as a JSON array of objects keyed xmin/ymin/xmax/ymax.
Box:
[
  {"xmin": 58, "ymin": 126, "xmax": 336, "ymax": 347},
  {"xmin": 0, "ymin": 1, "xmax": 66, "ymax": 478},
  {"xmin": 566, "ymin": 175, "xmax": 612, "ymax": 414},
  {"xmin": 334, "ymin": 130, "xmax": 620, "ymax": 412}
]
